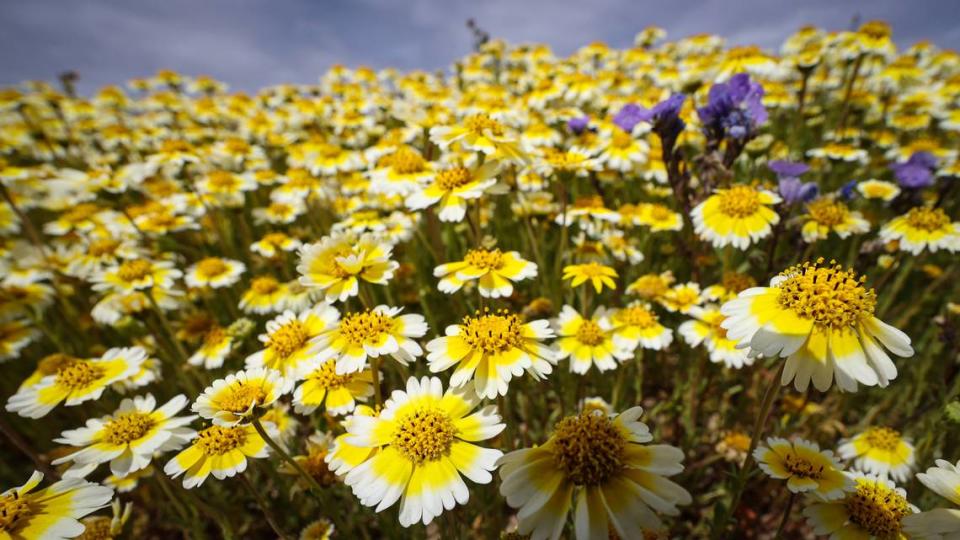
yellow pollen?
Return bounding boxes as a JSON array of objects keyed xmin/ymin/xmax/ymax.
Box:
[
  {"xmin": 196, "ymin": 258, "xmax": 229, "ymax": 278},
  {"xmin": 203, "ymin": 327, "xmax": 228, "ymax": 348},
  {"xmin": 575, "ymin": 320, "xmax": 606, "ymax": 346},
  {"xmin": 37, "ymin": 353, "xmax": 79, "ymax": 376},
  {"xmin": 261, "ymin": 232, "xmax": 289, "ymax": 246},
  {"xmin": 807, "ymin": 198, "xmax": 851, "ymax": 227},
  {"xmin": 308, "ymin": 360, "xmax": 356, "ymax": 389},
  {"xmin": 218, "ymin": 382, "xmax": 267, "ymax": 413},
  {"xmin": 717, "ymin": 185, "xmax": 763, "ymax": 218},
  {"xmin": 88, "ymin": 238, "xmax": 120, "ymax": 257},
  {"xmin": 116, "ymin": 259, "xmax": 152, "ymax": 282},
  {"xmin": 862, "ymin": 427, "xmax": 901, "ymax": 451},
  {"xmin": 783, "ymin": 453, "xmax": 824, "ymax": 479},
  {"xmin": 339, "ymin": 310, "xmax": 394, "ymax": 347},
  {"xmin": 392, "ymin": 406, "xmax": 457, "ymax": 464},
  {"xmin": 267, "ymin": 320, "xmax": 310, "ymax": 359},
  {"xmin": 464, "ymin": 114, "xmax": 505, "ymax": 136},
  {"xmin": 460, "ymin": 310, "xmax": 524, "ymax": 354},
  {"xmin": 207, "ymin": 171, "xmax": 239, "ymax": 190},
  {"xmin": 630, "ymin": 275, "xmax": 670, "ymax": 299},
  {"xmin": 611, "ymin": 129, "xmax": 634, "ymax": 148},
  {"xmin": 464, "ymin": 248, "xmax": 504, "ymax": 271},
  {"xmin": 250, "ymin": 276, "xmax": 280, "ymax": 294},
  {"xmin": 776, "ymin": 259, "xmax": 876, "ymax": 329},
  {"xmin": 904, "ymin": 207, "xmax": 950, "ymax": 232},
  {"xmin": 0, "ymin": 492, "xmax": 30, "ymax": 532},
  {"xmin": 616, "ymin": 306, "xmax": 657, "ymax": 328},
  {"xmin": 102, "ymin": 412, "xmax": 156, "ymax": 445},
  {"xmin": 56, "ymin": 361, "xmax": 105, "ymax": 390},
  {"xmin": 435, "ymin": 167, "xmax": 473, "ymax": 190},
  {"xmin": 383, "ymin": 147, "xmax": 427, "ymax": 175},
  {"xmin": 845, "ymin": 480, "xmax": 911, "ymax": 538},
  {"xmin": 196, "ymin": 425, "xmax": 247, "ymax": 455},
  {"xmin": 62, "ymin": 203, "xmax": 99, "ymax": 224},
  {"xmin": 649, "ymin": 205, "xmax": 672, "ymax": 221},
  {"xmin": 722, "ymin": 431, "xmax": 751, "ymax": 452},
  {"xmin": 551, "ymin": 412, "xmax": 627, "ymax": 486}
]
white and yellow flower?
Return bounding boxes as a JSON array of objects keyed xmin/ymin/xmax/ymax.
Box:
[
  {"xmin": 164, "ymin": 423, "xmax": 273, "ymax": 489},
  {"xmin": 800, "ymin": 197, "xmax": 870, "ymax": 243},
  {"xmin": 553, "ymin": 306, "xmax": 634, "ymax": 374},
  {"xmin": 879, "ymin": 206, "xmax": 960, "ymax": 255},
  {"xmin": 609, "ymin": 303, "xmax": 673, "ymax": 351},
  {"xmin": 0, "ymin": 471, "xmax": 113, "ymax": 540},
  {"xmin": 838, "ymin": 427, "xmax": 915, "ymax": 482},
  {"xmin": 804, "ymin": 473, "xmax": 917, "ymax": 539},
  {"xmin": 313, "ymin": 304, "xmax": 428, "ymax": 374},
  {"xmin": 245, "ymin": 306, "xmax": 333, "ymax": 380},
  {"xmin": 754, "ymin": 437, "xmax": 853, "ymax": 500},
  {"xmin": 692, "ymin": 185, "xmax": 781, "ymax": 250},
  {"xmin": 293, "ymin": 360, "xmax": 375, "ymax": 415},
  {"xmin": 298, "ymin": 233, "xmax": 399, "ymax": 302},
  {"xmin": 192, "ymin": 368, "xmax": 292, "ymax": 426},
  {"xmin": 679, "ymin": 305, "xmax": 752, "ymax": 368},
  {"xmin": 184, "ymin": 257, "xmax": 245, "ymax": 289},
  {"xmin": 405, "ymin": 162, "xmax": 501, "ymax": 223},
  {"xmin": 434, "ymin": 248, "xmax": 537, "ymax": 298}
]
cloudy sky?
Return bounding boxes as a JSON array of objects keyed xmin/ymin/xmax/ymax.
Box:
[{"xmin": 2, "ymin": 0, "xmax": 958, "ymax": 95}]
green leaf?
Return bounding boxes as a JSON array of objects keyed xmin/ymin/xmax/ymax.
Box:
[{"xmin": 945, "ymin": 401, "xmax": 960, "ymax": 424}]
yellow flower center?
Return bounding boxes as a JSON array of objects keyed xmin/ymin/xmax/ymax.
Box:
[
  {"xmin": 268, "ymin": 320, "xmax": 310, "ymax": 359},
  {"xmin": 102, "ymin": 412, "xmax": 156, "ymax": 445},
  {"xmin": 845, "ymin": 480, "xmax": 911, "ymax": 538},
  {"xmin": 616, "ymin": 306, "xmax": 656, "ymax": 328},
  {"xmin": 392, "ymin": 406, "xmax": 457, "ymax": 464},
  {"xmin": 783, "ymin": 452, "xmax": 824, "ymax": 479},
  {"xmin": 717, "ymin": 185, "xmax": 763, "ymax": 218},
  {"xmin": 630, "ymin": 275, "xmax": 670, "ymax": 299},
  {"xmin": 722, "ymin": 431, "xmax": 752, "ymax": 452},
  {"xmin": 196, "ymin": 425, "xmax": 247, "ymax": 455},
  {"xmin": 303, "ymin": 447, "xmax": 339, "ymax": 486},
  {"xmin": 863, "ymin": 427, "xmax": 901, "ymax": 451},
  {"xmin": 570, "ymin": 262, "xmax": 612, "ymax": 279},
  {"xmin": 384, "ymin": 147, "xmax": 427, "ymax": 175},
  {"xmin": 63, "ymin": 203, "xmax": 99, "ymax": 224},
  {"xmin": 573, "ymin": 195, "xmax": 606, "ymax": 210},
  {"xmin": 77, "ymin": 516, "xmax": 112, "ymax": 540},
  {"xmin": 721, "ymin": 271, "xmax": 756, "ymax": 294},
  {"xmin": 339, "ymin": 310, "xmax": 394, "ymax": 347},
  {"xmin": 435, "ymin": 167, "xmax": 473, "ymax": 190},
  {"xmin": 56, "ymin": 361, "xmax": 105, "ymax": 390},
  {"xmin": 88, "ymin": 238, "xmax": 120, "ymax": 257},
  {"xmin": 251, "ymin": 276, "xmax": 280, "ymax": 294},
  {"xmin": 460, "ymin": 311, "xmax": 525, "ymax": 354},
  {"xmin": 308, "ymin": 360, "xmax": 355, "ymax": 389},
  {"xmin": 611, "ymin": 129, "xmax": 634, "ymax": 148},
  {"xmin": 196, "ymin": 258, "xmax": 229, "ymax": 278},
  {"xmin": 649, "ymin": 205, "xmax": 672, "ymax": 222},
  {"xmin": 116, "ymin": 259, "xmax": 152, "ymax": 282},
  {"xmin": 207, "ymin": 171, "xmax": 239, "ymax": 190},
  {"xmin": 464, "ymin": 114, "xmax": 505, "ymax": 136},
  {"xmin": 807, "ymin": 198, "xmax": 851, "ymax": 227},
  {"xmin": 37, "ymin": 353, "xmax": 80, "ymax": 376},
  {"xmin": 218, "ymin": 382, "xmax": 267, "ymax": 413},
  {"xmin": 0, "ymin": 492, "xmax": 30, "ymax": 532},
  {"xmin": 904, "ymin": 207, "xmax": 950, "ymax": 232},
  {"xmin": 203, "ymin": 327, "xmax": 228, "ymax": 348},
  {"xmin": 551, "ymin": 412, "xmax": 627, "ymax": 486},
  {"xmin": 776, "ymin": 260, "xmax": 876, "ymax": 329},
  {"xmin": 261, "ymin": 232, "xmax": 289, "ymax": 247},
  {"xmin": 464, "ymin": 248, "xmax": 504, "ymax": 271},
  {"xmin": 575, "ymin": 320, "xmax": 606, "ymax": 346}
]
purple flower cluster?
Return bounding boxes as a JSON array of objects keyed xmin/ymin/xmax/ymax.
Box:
[
  {"xmin": 769, "ymin": 160, "xmax": 817, "ymax": 204},
  {"xmin": 698, "ymin": 73, "xmax": 767, "ymax": 141},
  {"xmin": 567, "ymin": 115, "xmax": 591, "ymax": 135},
  {"xmin": 891, "ymin": 152, "xmax": 937, "ymax": 189},
  {"xmin": 612, "ymin": 104, "xmax": 651, "ymax": 133}
]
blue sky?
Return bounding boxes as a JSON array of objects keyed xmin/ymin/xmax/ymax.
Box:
[{"xmin": 2, "ymin": 0, "xmax": 958, "ymax": 95}]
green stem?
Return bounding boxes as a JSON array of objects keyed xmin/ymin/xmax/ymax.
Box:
[
  {"xmin": 774, "ymin": 492, "xmax": 797, "ymax": 540},
  {"xmin": 251, "ymin": 417, "xmax": 325, "ymax": 494},
  {"xmin": 240, "ymin": 472, "xmax": 289, "ymax": 539}
]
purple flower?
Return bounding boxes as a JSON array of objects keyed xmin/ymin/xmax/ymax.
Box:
[
  {"xmin": 891, "ymin": 152, "xmax": 937, "ymax": 189},
  {"xmin": 567, "ymin": 116, "xmax": 590, "ymax": 135},
  {"xmin": 612, "ymin": 104, "xmax": 652, "ymax": 133},
  {"xmin": 649, "ymin": 94, "xmax": 687, "ymax": 141},
  {"xmin": 778, "ymin": 176, "xmax": 819, "ymax": 204},
  {"xmin": 697, "ymin": 73, "xmax": 767, "ymax": 140},
  {"xmin": 768, "ymin": 160, "xmax": 810, "ymax": 178},
  {"xmin": 840, "ymin": 179, "xmax": 858, "ymax": 200}
]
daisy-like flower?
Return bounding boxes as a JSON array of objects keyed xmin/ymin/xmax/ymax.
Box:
[
  {"xmin": 609, "ymin": 303, "xmax": 673, "ymax": 351},
  {"xmin": 239, "ymin": 276, "xmax": 287, "ymax": 315},
  {"xmin": 553, "ymin": 306, "xmax": 634, "ymax": 374},
  {"xmin": 188, "ymin": 325, "xmax": 236, "ymax": 369},
  {"xmin": 626, "ymin": 271, "xmax": 675, "ymax": 301},
  {"xmin": 251, "ymin": 231, "xmax": 302, "ymax": 259},
  {"xmin": 405, "ymin": 162, "xmax": 500, "ymax": 222},
  {"xmin": 879, "ymin": 206, "xmax": 960, "ymax": 255},
  {"xmin": 293, "ymin": 360, "xmax": 374, "ymax": 415},
  {"xmin": 313, "ymin": 304, "xmax": 428, "ymax": 375},
  {"xmin": 679, "ymin": 304, "xmax": 752, "ymax": 368},
  {"xmin": 0, "ymin": 318, "xmax": 38, "ymax": 361},
  {"xmin": 283, "ymin": 433, "xmax": 340, "ymax": 489},
  {"xmin": 857, "ymin": 179, "xmax": 901, "ymax": 201},
  {"xmin": 721, "ymin": 259, "xmax": 914, "ymax": 392},
  {"xmin": 838, "ymin": 427, "xmax": 915, "ymax": 482},
  {"xmin": 434, "ymin": 248, "xmax": 537, "ymax": 298},
  {"xmin": 800, "ymin": 197, "xmax": 870, "ymax": 243},
  {"xmin": 53, "ymin": 394, "xmax": 196, "ymax": 479},
  {"xmin": 562, "ymin": 263, "xmax": 618, "ymax": 293},
  {"xmin": 299, "ymin": 518, "xmax": 335, "ymax": 540},
  {"xmin": 430, "ymin": 113, "xmax": 527, "ymax": 162},
  {"xmin": 298, "ymin": 233, "xmax": 399, "ymax": 302},
  {"xmin": 93, "ymin": 259, "xmax": 182, "ymax": 293},
  {"xmin": 7, "ymin": 347, "xmax": 146, "ymax": 419},
  {"xmin": 343, "ymin": 376, "xmax": 504, "ymax": 527},
  {"xmin": 637, "ymin": 203, "xmax": 684, "ymax": 232},
  {"xmin": 659, "ymin": 282, "xmax": 703, "ymax": 314},
  {"xmin": 245, "ymin": 306, "xmax": 334, "ymax": 380},
  {"xmin": 754, "ymin": 437, "xmax": 853, "ymax": 500},
  {"xmin": 499, "ymin": 407, "xmax": 691, "ymax": 540},
  {"xmin": 184, "ymin": 257, "xmax": 245, "ymax": 289},
  {"xmin": 0, "ymin": 471, "xmax": 113, "ymax": 540},
  {"xmin": 804, "ymin": 473, "xmax": 917, "ymax": 539},
  {"xmin": 692, "ymin": 184, "xmax": 781, "ymax": 249},
  {"xmin": 426, "ymin": 309, "xmax": 555, "ymax": 399},
  {"xmin": 164, "ymin": 423, "xmax": 273, "ymax": 489},
  {"xmin": 369, "ymin": 146, "xmax": 435, "ymax": 196},
  {"xmin": 902, "ymin": 459, "xmax": 960, "ymax": 539},
  {"xmin": 325, "ymin": 405, "xmax": 379, "ymax": 476},
  {"xmin": 192, "ymin": 367, "xmax": 292, "ymax": 426}
]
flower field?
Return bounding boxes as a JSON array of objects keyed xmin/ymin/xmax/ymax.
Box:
[{"xmin": 1, "ymin": 20, "xmax": 960, "ymax": 539}]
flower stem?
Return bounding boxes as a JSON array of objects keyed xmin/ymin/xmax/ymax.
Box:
[
  {"xmin": 240, "ymin": 472, "xmax": 289, "ymax": 540},
  {"xmin": 774, "ymin": 491, "xmax": 797, "ymax": 540},
  {"xmin": 251, "ymin": 417, "xmax": 325, "ymax": 494}
]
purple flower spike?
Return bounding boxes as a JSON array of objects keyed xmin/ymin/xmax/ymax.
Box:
[
  {"xmin": 612, "ymin": 104, "xmax": 652, "ymax": 133},
  {"xmin": 891, "ymin": 152, "xmax": 937, "ymax": 189}
]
